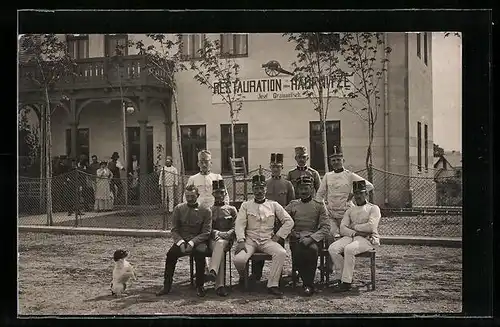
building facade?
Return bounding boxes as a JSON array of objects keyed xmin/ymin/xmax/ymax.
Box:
[{"xmin": 18, "ymin": 32, "xmax": 434, "ymax": 207}]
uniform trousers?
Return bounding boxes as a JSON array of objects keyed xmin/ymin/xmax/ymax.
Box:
[
  {"xmin": 251, "ymin": 223, "xmax": 284, "ymax": 277},
  {"xmin": 233, "ymin": 238, "xmax": 287, "ymax": 288},
  {"xmin": 290, "ymin": 240, "xmax": 319, "ymax": 287},
  {"xmin": 328, "ymin": 236, "xmax": 374, "ymax": 283},
  {"xmin": 208, "ymin": 239, "xmax": 231, "ymax": 289},
  {"xmin": 163, "ymin": 242, "xmax": 209, "ymax": 289}
]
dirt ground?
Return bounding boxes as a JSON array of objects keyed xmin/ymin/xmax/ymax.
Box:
[{"xmin": 18, "ymin": 232, "xmax": 462, "ymax": 315}]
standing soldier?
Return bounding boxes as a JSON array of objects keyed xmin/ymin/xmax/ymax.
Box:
[
  {"xmin": 315, "ymin": 146, "xmax": 374, "ymax": 274},
  {"xmin": 287, "ymin": 146, "xmax": 321, "ymax": 199},
  {"xmin": 159, "ymin": 156, "xmax": 179, "ymax": 215},
  {"xmin": 249, "ymin": 153, "xmax": 294, "ymax": 282},
  {"xmin": 285, "ymin": 175, "xmax": 330, "ymax": 296},
  {"xmin": 233, "ymin": 173, "xmax": 294, "ymax": 296},
  {"xmin": 207, "ymin": 179, "xmax": 237, "ymax": 297},
  {"xmin": 185, "ymin": 150, "xmax": 229, "ymax": 208}
]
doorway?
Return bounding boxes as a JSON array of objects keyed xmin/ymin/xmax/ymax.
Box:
[{"xmin": 127, "ymin": 126, "xmax": 154, "ymax": 174}]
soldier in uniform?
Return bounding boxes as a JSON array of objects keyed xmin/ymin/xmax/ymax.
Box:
[
  {"xmin": 250, "ymin": 153, "xmax": 294, "ymax": 282},
  {"xmin": 328, "ymin": 180, "xmax": 380, "ymax": 292},
  {"xmin": 285, "ymin": 175, "xmax": 330, "ymax": 296},
  {"xmin": 233, "ymin": 174, "xmax": 294, "ymax": 296},
  {"xmin": 287, "ymin": 146, "xmax": 321, "ymax": 199},
  {"xmin": 207, "ymin": 179, "xmax": 237, "ymax": 297},
  {"xmin": 156, "ymin": 184, "xmax": 212, "ymax": 297}
]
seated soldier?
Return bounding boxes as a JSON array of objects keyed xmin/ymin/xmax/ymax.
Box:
[
  {"xmin": 207, "ymin": 179, "xmax": 237, "ymax": 297},
  {"xmin": 233, "ymin": 174, "xmax": 294, "ymax": 296},
  {"xmin": 328, "ymin": 180, "xmax": 381, "ymax": 292},
  {"xmin": 285, "ymin": 175, "xmax": 330, "ymax": 296},
  {"xmin": 157, "ymin": 185, "xmax": 212, "ymax": 297}
]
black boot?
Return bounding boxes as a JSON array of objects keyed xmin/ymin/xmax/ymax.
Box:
[
  {"xmin": 267, "ymin": 287, "xmax": 284, "ymax": 296},
  {"xmin": 332, "ymin": 282, "xmax": 352, "ymax": 292},
  {"xmin": 157, "ymin": 275, "xmax": 173, "ymax": 296},
  {"xmin": 196, "ymin": 286, "xmax": 206, "ymax": 297},
  {"xmin": 216, "ymin": 286, "xmax": 229, "ymax": 297}
]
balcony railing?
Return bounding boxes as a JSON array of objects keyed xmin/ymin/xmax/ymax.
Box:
[{"xmin": 19, "ymin": 55, "xmax": 172, "ymax": 92}]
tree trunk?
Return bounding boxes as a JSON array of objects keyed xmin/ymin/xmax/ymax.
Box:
[
  {"xmin": 229, "ymin": 103, "xmax": 236, "ymax": 164},
  {"xmin": 365, "ymin": 117, "xmax": 374, "ymax": 202},
  {"xmin": 172, "ymin": 91, "xmax": 185, "ymax": 201},
  {"xmin": 318, "ymin": 91, "xmax": 329, "ymax": 173},
  {"xmin": 39, "ymin": 104, "xmax": 45, "ymax": 212},
  {"xmin": 43, "ymin": 89, "xmax": 53, "ymax": 226}
]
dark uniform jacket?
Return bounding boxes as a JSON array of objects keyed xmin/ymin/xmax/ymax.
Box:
[
  {"xmin": 285, "ymin": 198, "xmax": 331, "ymax": 243},
  {"xmin": 171, "ymin": 203, "xmax": 212, "ymax": 246},
  {"xmin": 265, "ymin": 176, "xmax": 295, "ymax": 208},
  {"xmin": 287, "ymin": 166, "xmax": 321, "ymax": 198},
  {"xmin": 211, "ymin": 204, "xmax": 238, "ymax": 239}
]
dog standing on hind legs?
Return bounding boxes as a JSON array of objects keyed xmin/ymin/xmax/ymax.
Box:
[{"xmin": 110, "ymin": 249, "xmax": 137, "ymax": 296}]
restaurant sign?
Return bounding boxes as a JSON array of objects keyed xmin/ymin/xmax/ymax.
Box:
[{"xmin": 211, "ymin": 74, "xmax": 354, "ymax": 104}]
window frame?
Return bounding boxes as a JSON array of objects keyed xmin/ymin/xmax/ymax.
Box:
[
  {"xmin": 424, "ymin": 124, "xmax": 429, "ymax": 171},
  {"xmin": 417, "ymin": 121, "xmax": 422, "ymax": 172},
  {"xmin": 219, "ymin": 33, "xmax": 249, "ymax": 58},
  {"xmin": 309, "ymin": 120, "xmax": 341, "ymax": 174},
  {"xmin": 307, "ymin": 33, "xmax": 341, "ymax": 52},
  {"xmin": 66, "ymin": 34, "xmax": 89, "ymax": 60},
  {"xmin": 104, "ymin": 34, "xmax": 129, "ymax": 57},
  {"xmin": 180, "ymin": 34, "xmax": 206, "ymax": 61},
  {"xmin": 423, "ymin": 32, "xmax": 428, "ymax": 65},
  {"xmin": 180, "ymin": 124, "xmax": 207, "ymax": 175},
  {"xmin": 220, "ymin": 123, "xmax": 249, "ymax": 174},
  {"xmin": 417, "ymin": 33, "xmax": 422, "ymax": 59}
]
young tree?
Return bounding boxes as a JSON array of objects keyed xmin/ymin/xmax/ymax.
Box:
[
  {"xmin": 131, "ymin": 34, "xmax": 185, "ymax": 179},
  {"xmin": 188, "ymin": 36, "xmax": 243, "ymax": 170},
  {"xmin": 337, "ymin": 33, "xmax": 392, "ymax": 184},
  {"xmin": 284, "ymin": 33, "xmax": 343, "ymax": 173},
  {"xmin": 19, "ymin": 34, "xmax": 75, "ymax": 225}
]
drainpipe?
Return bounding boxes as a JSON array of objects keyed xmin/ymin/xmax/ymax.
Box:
[{"xmin": 383, "ymin": 33, "xmax": 390, "ymax": 206}]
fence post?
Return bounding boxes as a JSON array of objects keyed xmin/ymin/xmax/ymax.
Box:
[
  {"xmin": 74, "ymin": 170, "xmax": 80, "ymax": 227},
  {"xmin": 232, "ymin": 175, "xmax": 236, "ymax": 203}
]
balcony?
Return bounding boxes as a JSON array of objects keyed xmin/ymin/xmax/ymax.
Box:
[{"xmin": 18, "ymin": 55, "xmax": 172, "ymax": 93}]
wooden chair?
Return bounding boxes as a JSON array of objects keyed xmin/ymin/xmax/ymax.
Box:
[
  {"xmin": 242, "ymin": 252, "xmax": 272, "ymax": 290},
  {"xmin": 189, "ymin": 248, "xmax": 232, "ymax": 288},
  {"xmin": 318, "ymin": 241, "xmax": 377, "ymax": 291}
]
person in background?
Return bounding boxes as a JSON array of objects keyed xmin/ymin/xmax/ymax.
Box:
[
  {"xmin": 108, "ymin": 152, "xmax": 125, "ymax": 204},
  {"xmin": 287, "ymin": 146, "xmax": 321, "ymax": 199},
  {"xmin": 250, "ymin": 153, "xmax": 294, "ymax": 283},
  {"xmin": 159, "ymin": 156, "xmax": 179, "ymax": 215},
  {"xmin": 95, "ymin": 161, "xmax": 114, "ymax": 212},
  {"xmin": 128, "ymin": 154, "xmax": 140, "ymax": 205},
  {"xmin": 156, "ymin": 185, "xmax": 212, "ymax": 298},
  {"xmin": 328, "ymin": 180, "xmax": 380, "ymax": 292},
  {"xmin": 88, "ymin": 155, "xmax": 100, "ymax": 209}
]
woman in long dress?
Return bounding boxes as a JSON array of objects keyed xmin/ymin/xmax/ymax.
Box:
[{"xmin": 94, "ymin": 161, "xmax": 114, "ymax": 212}]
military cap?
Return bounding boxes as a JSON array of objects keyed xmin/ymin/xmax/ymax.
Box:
[
  {"xmin": 353, "ymin": 180, "xmax": 367, "ymax": 193},
  {"xmin": 252, "ymin": 174, "xmax": 266, "ymax": 186},
  {"xmin": 111, "ymin": 152, "xmax": 120, "ymax": 159},
  {"xmin": 165, "ymin": 156, "xmax": 173, "ymax": 161},
  {"xmin": 212, "ymin": 179, "xmax": 225, "ymax": 191},
  {"xmin": 294, "ymin": 146, "xmax": 308, "ymax": 156},
  {"xmin": 296, "ymin": 175, "xmax": 313, "ymax": 186},
  {"xmin": 329, "ymin": 145, "xmax": 343, "ymax": 158},
  {"xmin": 270, "ymin": 153, "xmax": 284, "ymax": 165},
  {"xmin": 198, "ymin": 150, "xmax": 212, "ymax": 161}
]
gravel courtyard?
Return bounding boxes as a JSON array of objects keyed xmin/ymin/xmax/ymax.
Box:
[{"xmin": 18, "ymin": 232, "xmax": 462, "ymax": 315}]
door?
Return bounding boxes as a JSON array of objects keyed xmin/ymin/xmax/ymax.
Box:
[{"xmin": 127, "ymin": 126, "xmax": 154, "ymax": 174}]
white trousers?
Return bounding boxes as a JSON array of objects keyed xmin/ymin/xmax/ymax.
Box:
[
  {"xmin": 161, "ymin": 185, "xmax": 175, "ymax": 213},
  {"xmin": 233, "ymin": 239, "xmax": 286, "ymax": 288},
  {"xmin": 328, "ymin": 236, "xmax": 374, "ymax": 284},
  {"xmin": 209, "ymin": 239, "xmax": 230, "ymax": 289}
]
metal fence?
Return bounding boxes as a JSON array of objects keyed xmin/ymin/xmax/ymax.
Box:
[{"xmin": 18, "ymin": 167, "xmax": 462, "ymax": 238}]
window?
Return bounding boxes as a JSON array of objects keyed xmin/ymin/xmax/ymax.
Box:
[
  {"xmin": 66, "ymin": 34, "xmax": 89, "ymax": 59},
  {"xmin": 309, "ymin": 121, "xmax": 341, "ymax": 173},
  {"xmin": 416, "ymin": 33, "xmax": 421, "ymax": 59},
  {"xmin": 104, "ymin": 34, "xmax": 128, "ymax": 57},
  {"xmin": 220, "ymin": 34, "xmax": 248, "ymax": 57},
  {"xmin": 308, "ymin": 33, "xmax": 340, "ymax": 52},
  {"xmin": 424, "ymin": 124, "xmax": 429, "ymax": 170},
  {"xmin": 417, "ymin": 122, "xmax": 422, "ymax": 171},
  {"xmin": 180, "ymin": 125, "xmax": 207, "ymax": 175},
  {"xmin": 220, "ymin": 124, "xmax": 248, "ymax": 174},
  {"xmin": 65, "ymin": 128, "xmax": 90, "ymax": 159},
  {"xmin": 180, "ymin": 34, "xmax": 205, "ymax": 60},
  {"xmin": 423, "ymin": 33, "xmax": 428, "ymax": 65}
]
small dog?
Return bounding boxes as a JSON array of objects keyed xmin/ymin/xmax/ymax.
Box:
[{"xmin": 110, "ymin": 249, "xmax": 137, "ymax": 296}]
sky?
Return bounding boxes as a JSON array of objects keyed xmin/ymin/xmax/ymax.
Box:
[{"xmin": 432, "ymin": 32, "xmax": 462, "ymax": 152}]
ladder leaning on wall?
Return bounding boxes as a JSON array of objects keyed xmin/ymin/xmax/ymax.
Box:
[{"xmin": 229, "ymin": 157, "xmax": 248, "ymax": 203}]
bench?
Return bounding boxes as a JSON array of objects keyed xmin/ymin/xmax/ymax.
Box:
[{"xmin": 189, "ymin": 248, "xmax": 232, "ymax": 288}]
